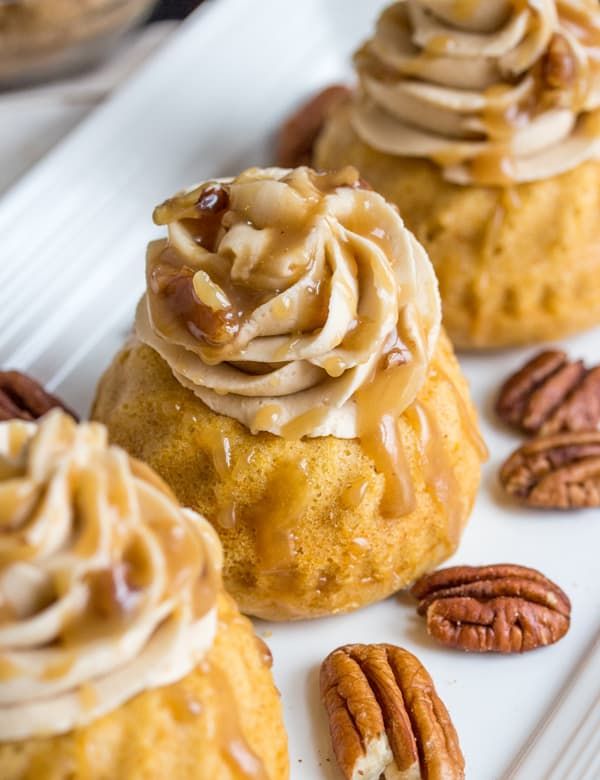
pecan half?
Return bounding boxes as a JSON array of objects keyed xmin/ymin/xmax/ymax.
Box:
[
  {"xmin": 276, "ymin": 85, "xmax": 351, "ymax": 168},
  {"xmin": 150, "ymin": 265, "xmax": 240, "ymax": 346},
  {"xmin": 495, "ymin": 349, "xmax": 600, "ymax": 435},
  {"xmin": 0, "ymin": 371, "xmax": 78, "ymax": 422},
  {"xmin": 411, "ymin": 564, "xmax": 571, "ymax": 654},
  {"xmin": 499, "ymin": 431, "xmax": 600, "ymax": 508},
  {"xmin": 320, "ymin": 643, "xmax": 464, "ymax": 780}
]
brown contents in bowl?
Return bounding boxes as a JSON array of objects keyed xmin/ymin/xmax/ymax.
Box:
[{"xmin": 0, "ymin": 0, "xmax": 157, "ymax": 86}]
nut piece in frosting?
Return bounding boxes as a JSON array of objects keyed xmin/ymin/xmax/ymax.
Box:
[
  {"xmin": 93, "ymin": 165, "xmax": 485, "ymax": 621},
  {"xmin": 0, "ymin": 410, "xmax": 289, "ymax": 780},
  {"xmin": 314, "ymin": 2, "xmax": 600, "ymax": 348}
]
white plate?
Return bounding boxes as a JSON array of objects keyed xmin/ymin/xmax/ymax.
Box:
[{"xmin": 1, "ymin": 1, "xmax": 599, "ymax": 777}]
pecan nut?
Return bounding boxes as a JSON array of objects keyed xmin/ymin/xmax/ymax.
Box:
[
  {"xmin": 276, "ymin": 85, "xmax": 351, "ymax": 168},
  {"xmin": 500, "ymin": 431, "xmax": 600, "ymax": 508},
  {"xmin": 411, "ymin": 564, "xmax": 571, "ymax": 653},
  {"xmin": 542, "ymin": 33, "xmax": 577, "ymax": 90},
  {"xmin": 0, "ymin": 371, "xmax": 78, "ymax": 422},
  {"xmin": 320, "ymin": 643, "xmax": 464, "ymax": 780},
  {"xmin": 495, "ymin": 349, "xmax": 600, "ymax": 435}
]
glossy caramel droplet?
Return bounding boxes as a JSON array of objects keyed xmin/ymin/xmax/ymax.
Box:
[
  {"xmin": 340, "ymin": 478, "xmax": 369, "ymax": 509},
  {"xmin": 280, "ymin": 407, "xmax": 329, "ymax": 439},
  {"xmin": 251, "ymin": 404, "xmax": 282, "ymax": 434},
  {"xmin": 87, "ymin": 565, "xmax": 140, "ymax": 621},
  {"xmin": 425, "ymin": 34, "xmax": 455, "ymax": 55},
  {"xmin": 216, "ymin": 503, "xmax": 238, "ymax": 530},
  {"xmin": 165, "ymin": 687, "xmax": 203, "ymax": 723},
  {"xmin": 470, "ymin": 149, "xmax": 517, "ymax": 186},
  {"xmin": 211, "ymin": 433, "xmax": 233, "ymax": 479},
  {"xmin": 255, "ymin": 637, "xmax": 273, "ymax": 669}
]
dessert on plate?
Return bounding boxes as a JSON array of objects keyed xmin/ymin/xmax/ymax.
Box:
[
  {"xmin": 0, "ymin": 411, "xmax": 288, "ymax": 780},
  {"xmin": 92, "ymin": 165, "xmax": 486, "ymax": 621},
  {"xmin": 314, "ymin": 0, "xmax": 600, "ymax": 348}
]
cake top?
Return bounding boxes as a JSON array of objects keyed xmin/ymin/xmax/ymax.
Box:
[
  {"xmin": 0, "ymin": 411, "xmax": 221, "ymax": 740},
  {"xmin": 136, "ymin": 165, "xmax": 441, "ymax": 440},
  {"xmin": 352, "ymin": 0, "xmax": 600, "ymax": 185}
]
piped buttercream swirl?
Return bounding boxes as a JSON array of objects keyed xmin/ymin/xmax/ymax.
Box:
[
  {"xmin": 352, "ymin": 0, "xmax": 600, "ymax": 184},
  {"xmin": 136, "ymin": 166, "xmax": 441, "ymax": 439},
  {"xmin": 0, "ymin": 411, "xmax": 221, "ymax": 740}
]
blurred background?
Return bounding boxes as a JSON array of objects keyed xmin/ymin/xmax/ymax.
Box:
[{"xmin": 0, "ymin": 0, "xmax": 207, "ymax": 194}]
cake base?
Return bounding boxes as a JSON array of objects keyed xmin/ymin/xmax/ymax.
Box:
[{"xmin": 92, "ymin": 332, "xmax": 484, "ymax": 621}]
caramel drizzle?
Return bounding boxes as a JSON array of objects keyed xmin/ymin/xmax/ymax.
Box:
[
  {"xmin": 359, "ymin": 416, "xmax": 416, "ymax": 518},
  {"xmin": 354, "ymin": 327, "xmax": 425, "ymax": 519},
  {"xmin": 208, "ymin": 664, "xmax": 270, "ymax": 780},
  {"xmin": 432, "ymin": 365, "xmax": 488, "ymax": 462},
  {"xmin": 358, "ymin": 353, "xmax": 486, "ymax": 525},
  {"xmin": 405, "ymin": 402, "xmax": 467, "ymax": 546},
  {"xmin": 245, "ymin": 459, "xmax": 309, "ymax": 579}
]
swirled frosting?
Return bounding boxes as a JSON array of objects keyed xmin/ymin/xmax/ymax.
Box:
[
  {"xmin": 136, "ymin": 166, "xmax": 441, "ymax": 439},
  {"xmin": 352, "ymin": 0, "xmax": 600, "ymax": 185},
  {"xmin": 0, "ymin": 411, "xmax": 221, "ymax": 740}
]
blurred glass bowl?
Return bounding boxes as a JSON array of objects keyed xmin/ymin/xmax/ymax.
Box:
[{"xmin": 0, "ymin": 0, "xmax": 159, "ymax": 88}]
